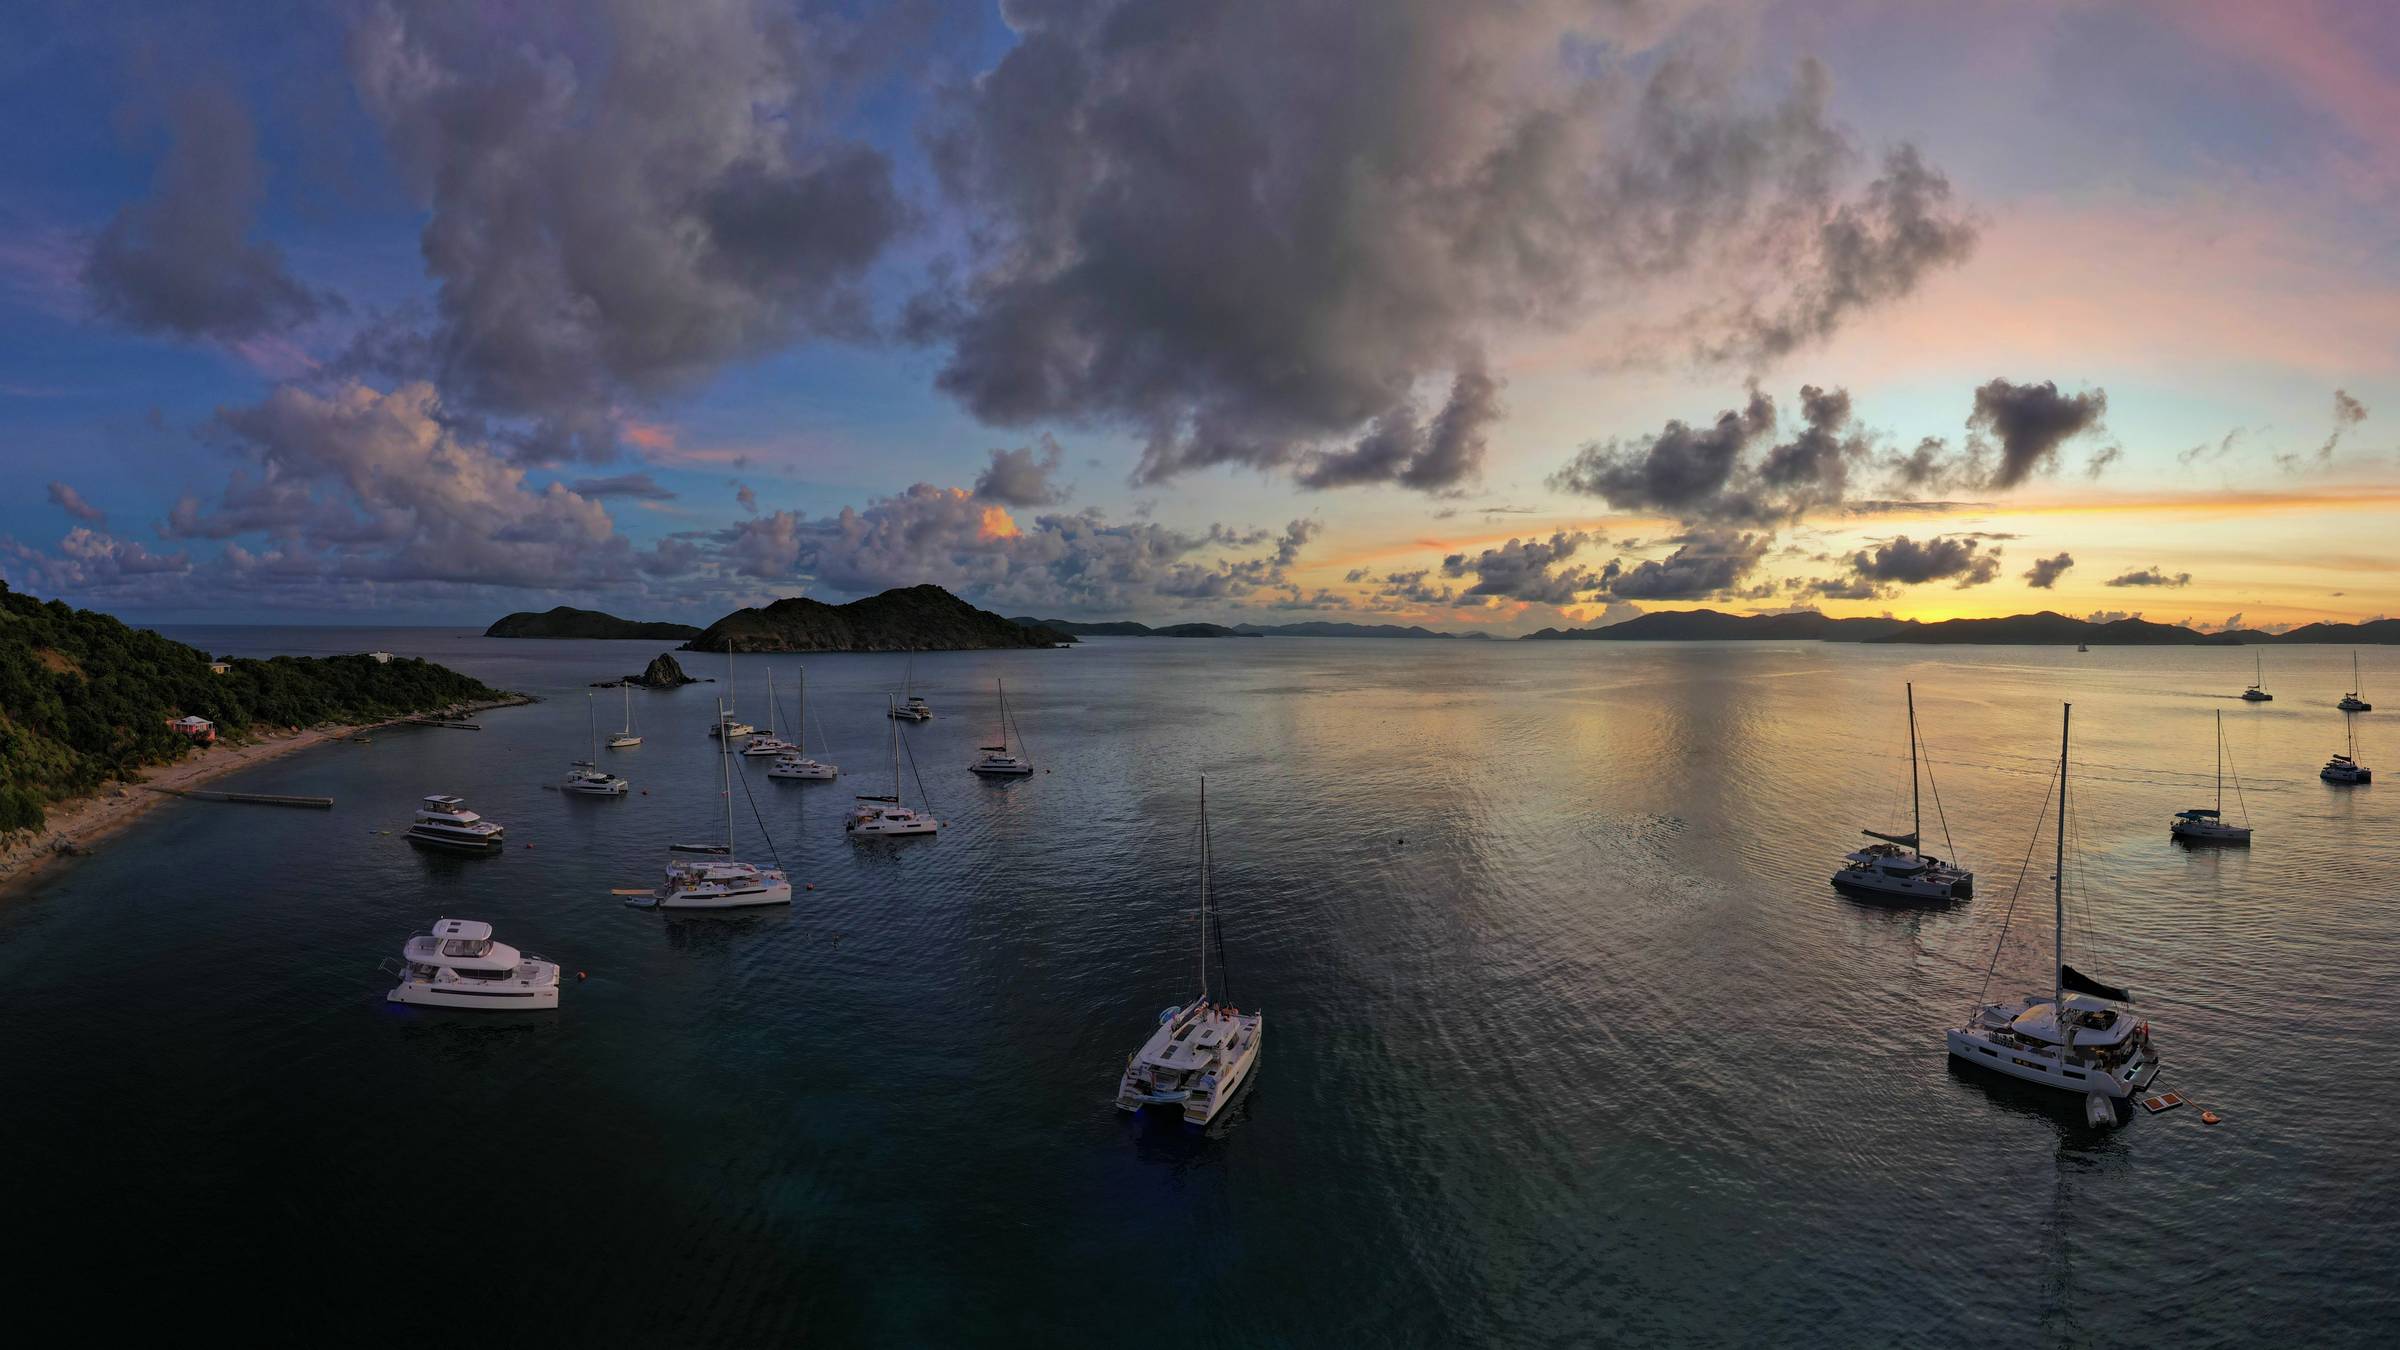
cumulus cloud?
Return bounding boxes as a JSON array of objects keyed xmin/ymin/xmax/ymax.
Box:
[
  {"xmin": 1440, "ymin": 530, "xmax": 1601, "ymax": 605},
  {"xmin": 2105, "ymin": 566, "xmax": 2191, "ymax": 588},
  {"xmin": 1552, "ymin": 382, "xmax": 1875, "ymax": 525},
  {"xmin": 912, "ymin": 3, "xmax": 1970, "ymax": 492},
  {"xmin": 1600, "ymin": 529, "xmax": 1771, "ymax": 600},
  {"xmin": 972, "ymin": 438, "xmax": 1070, "ymax": 507},
  {"xmin": 1966, "ymin": 378, "xmax": 2109, "ymax": 489},
  {"xmin": 343, "ymin": 0, "xmax": 904, "ymax": 445},
  {"xmin": 46, "ymin": 481, "xmax": 105, "ymax": 524},
  {"xmin": 2023, "ymin": 551, "xmax": 2074, "ymax": 589},
  {"xmin": 1849, "ymin": 534, "xmax": 2000, "ymax": 588},
  {"xmin": 82, "ymin": 83, "xmax": 328, "ymax": 341}
]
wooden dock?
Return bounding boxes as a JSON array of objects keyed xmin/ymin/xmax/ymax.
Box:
[{"xmin": 144, "ymin": 786, "xmax": 334, "ymax": 809}]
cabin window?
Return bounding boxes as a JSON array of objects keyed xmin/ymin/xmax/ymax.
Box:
[
  {"xmin": 1978, "ymin": 1047, "xmax": 1997, "ymax": 1058},
  {"xmin": 440, "ymin": 938, "xmax": 493, "ymax": 958}
]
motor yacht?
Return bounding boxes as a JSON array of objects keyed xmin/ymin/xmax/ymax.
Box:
[
  {"xmin": 849, "ymin": 696, "xmax": 940, "ymax": 836},
  {"xmin": 1830, "ymin": 684, "xmax": 1973, "ymax": 902},
  {"xmin": 563, "ymin": 694, "xmax": 629, "ymax": 795},
  {"xmin": 1117, "ymin": 780, "xmax": 1262, "ymax": 1128},
  {"xmin": 1947, "ymin": 704, "xmax": 2160, "ymax": 1109},
  {"xmin": 404, "ymin": 794, "xmax": 504, "ymax": 852},
  {"xmin": 969, "ymin": 677, "xmax": 1035, "ymax": 776},
  {"xmin": 2170, "ymin": 710, "xmax": 2251, "ymax": 843},
  {"xmin": 386, "ymin": 919, "xmax": 559, "ymax": 1010}
]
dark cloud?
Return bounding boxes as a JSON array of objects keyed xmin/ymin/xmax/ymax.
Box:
[
  {"xmin": 913, "ymin": 4, "xmax": 1969, "ymax": 492},
  {"xmin": 568, "ymin": 473, "xmax": 677, "ymax": 500},
  {"xmin": 1296, "ymin": 367, "xmax": 1503, "ymax": 492},
  {"xmin": 1848, "ymin": 534, "xmax": 2000, "ymax": 588},
  {"xmin": 2280, "ymin": 388, "xmax": 2369, "ymax": 471},
  {"xmin": 973, "ymin": 437, "xmax": 1070, "ymax": 507},
  {"xmin": 1600, "ymin": 529, "xmax": 1771, "ymax": 600},
  {"xmin": 2105, "ymin": 566, "xmax": 2191, "ymax": 588},
  {"xmin": 2023, "ymin": 552, "xmax": 2074, "ymax": 589},
  {"xmin": 344, "ymin": 0, "xmax": 905, "ymax": 442},
  {"xmin": 1440, "ymin": 530, "xmax": 1601, "ymax": 605},
  {"xmin": 83, "ymin": 84, "xmax": 328, "ymax": 341},
  {"xmin": 736, "ymin": 484, "xmax": 759, "ymax": 515},
  {"xmin": 46, "ymin": 481, "xmax": 106, "ymax": 524},
  {"xmin": 1551, "ymin": 389, "xmax": 1775, "ymax": 517},
  {"xmin": 1967, "ymin": 378, "xmax": 2109, "ymax": 489}
]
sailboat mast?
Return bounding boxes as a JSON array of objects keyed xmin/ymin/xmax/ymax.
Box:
[
  {"xmin": 889, "ymin": 695, "xmax": 902, "ymax": 799},
  {"xmin": 2053, "ymin": 703, "xmax": 2070, "ymax": 1018},
  {"xmin": 588, "ymin": 693, "xmax": 598, "ymax": 761},
  {"xmin": 2214, "ymin": 709, "xmax": 2224, "ymax": 815},
  {"xmin": 1198, "ymin": 777, "xmax": 1210, "ymax": 1002},
  {"xmin": 1906, "ymin": 683, "xmax": 1922, "ymax": 849},
  {"xmin": 796, "ymin": 668, "xmax": 805, "ymax": 755},
  {"xmin": 719, "ymin": 697, "xmax": 734, "ymax": 851}
]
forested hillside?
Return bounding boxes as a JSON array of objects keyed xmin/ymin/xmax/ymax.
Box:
[{"xmin": 0, "ymin": 582, "xmax": 505, "ymax": 831}]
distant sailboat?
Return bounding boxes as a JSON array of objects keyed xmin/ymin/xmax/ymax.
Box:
[
  {"xmin": 2171, "ymin": 710, "xmax": 2250, "ymax": 844},
  {"xmin": 768, "ymin": 666, "xmax": 839, "ymax": 780},
  {"xmin": 969, "ymin": 677, "xmax": 1035, "ymax": 776},
  {"xmin": 889, "ymin": 655, "xmax": 932, "ymax": 721},
  {"xmin": 1830, "ymin": 684, "xmax": 1973, "ymax": 902},
  {"xmin": 2241, "ymin": 651, "xmax": 2272, "ymax": 702},
  {"xmin": 2322, "ymin": 714, "xmax": 2373, "ymax": 785},
  {"xmin": 710, "ymin": 644, "xmax": 755, "ymax": 738},
  {"xmin": 2339, "ymin": 652, "xmax": 2372, "ymax": 712},
  {"xmin": 743, "ymin": 668, "xmax": 798, "ymax": 757},
  {"xmin": 562, "ymin": 693, "xmax": 629, "ymax": 796},
  {"xmin": 1116, "ymin": 778, "xmax": 1263, "ymax": 1127},
  {"xmin": 633, "ymin": 697, "xmax": 792, "ymax": 909},
  {"xmin": 848, "ymin": 696, "xmax": 940, "ymax": 835},
  {"xmin": 608, "ymin": 681, "xmax": 641, "ymax": 749}
]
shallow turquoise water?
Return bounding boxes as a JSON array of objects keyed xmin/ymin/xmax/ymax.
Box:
[{"xmin": 3, "ymin": 631, "xmax": 2393, "ymax": 1345}]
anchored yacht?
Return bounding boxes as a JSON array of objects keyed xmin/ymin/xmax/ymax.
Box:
[
  {"xmin": 849, "ymin": 696, "xmax": 939, "ymax": 835},
  {"xmin": 1831, "ymin": 684, "xmax": 1973, "ymax": 902},
  {"xmin": 2171, "ymin": 710, "xmax": 2251, "ymax": 843},
  {"xmin": 630, "ymin": 698, "xmax": 792, "ymax": 909},
  {"xmin": 768, "ymin": 667, "xmax": 838, "ymax": 779},
  {"xmin": 1947, "ymin": 704, "xmax": 2160, "ymax": 1109},
  {"xmin": 969, "ymin": 677, "xmax": 1035, "ymax": 776},
  {"xmin": 2241, "ymin": 651, "xmax": 2272, "ymax": 702},
  {"xmin": 404, "ymin": 795, "xmax": 504, "ymax": 852},
  {"xmin": 562, "ymin": 694, "xmax": 629, "ymax": 795},
  {"xmin": 889, "ymin": 656, "xmax": 932, "ymax": 720},
  {"xmin": 2338, "ymin": 652, "xmax": 2371, "ymax": 712},
  {"xmin": 386, "ymin": 919, "xmax": 559, "ymax": 1010},
  {"xmin": 1117, "ymin": 779, "xmax": 1262, "ymax": 1128},
  {"xmin": 609, "ymin": 681, "xmax": 642, "ymax": 748},
  {"xmin": 742, "ymin": 668, "xmax": 798, "ymax": 757},
  {"xmin": 707, "ymin": 646, "xmax": 755, "ymax": 737}
]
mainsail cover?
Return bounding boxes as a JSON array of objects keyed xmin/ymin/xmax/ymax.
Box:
[
  {"xmin": 2060, "ymin": 964, "xmax": 2132, "ymax": 1003},
  {"xmin": 1861, "ymin": 829, "xmax": 1920, "ymax": 847}
]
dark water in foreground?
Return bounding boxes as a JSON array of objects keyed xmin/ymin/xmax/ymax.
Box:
[{"xmin": 4, "ymin": 630, "xmax": 2395, "ymax": 1346}]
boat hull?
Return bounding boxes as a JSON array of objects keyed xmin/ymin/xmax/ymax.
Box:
[
  {"xmin": 406, "ymin": 829, "xmax": 503, "ymax": 853},
  {"xmin": 2322, "ymin": 767, "xmax": 2371, "ymax": 784},
  {"xmin": 1118, "ymin": 1026, "xmax": 1264, "ymax": 1127},
  {"xmin": 388, "ymin": 973, "xmax": 559, "ymax": 1010},
  {"xmin": 2170, "ymin": 820, "xmax": 2251, "ymax": 844},
  {"xmin": 768, "ymin": 762, "xmax": 838, "ymax": 780},
  {"xmin": 655, "ymin": 881, "xmax": 794, "ymax": 910},
  {"xmin": 1945, "ymin": 1027, "xmax": 2157, "ymax": 1100},
  {"xmin": 608, "ymin": 736, "xmax": 642, "ymax": 749},
  {"xmin": 848, "ymin": 819, "xmax": 938, "ymax": 836},
  {"xmin": 970, "ymin": 762, "xmax": 1034, "ymax": 776},
  {"xmin": 1831, "ymin": 868, "xmax": 1971, "ymax": 903}
]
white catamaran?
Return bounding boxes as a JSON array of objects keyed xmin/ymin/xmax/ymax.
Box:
[
  {"xmin": 743, "ymin": 668, "xmax": 798, "ymax": 757},
  {"xmin": 848, "ymin": 696, "xmax": 939, "ymax": 835},
  {"xmin": 768, "ymin": 666, "xmax": 839, "ymax": 780},
  {"xmin": 889, "ymin": 655, "xmax": 932, "ymax": 721},
  {"xmin": 2322, "ymin": 713, "xmax": 2373, "ymax": 785},
  {"xmin": 2338, "ymin": 651, "xmax": 2371, "ymax": 713},
  {"xmin": 968, "ymin": 677, "xmax": 1035, "ymax": 776},
  {"xmin": 562, "ymin": 693, "xmax": 630, "ymax": 796},
  {"xmin": 1947, "ymin": 704, "xmax": 2160, "ymax": 1111},
  {"xmin": 2241, "ymin": 651, "xmax": 2272, "ymax": 702},
  {"xmin": 632, "ymin": 697, "xmax": 793, "ymax": 909},
  {"xmin": 1831, "ymin": 684, "xmax": 1974, "ymax": 902},
  {"xmin": 2171, "ymin": 709, "xmax": 2251, "ymax": 843},
  {"xmin": 1117, "ymin": 778, "xmax": 1263, "ymax": 1128}
]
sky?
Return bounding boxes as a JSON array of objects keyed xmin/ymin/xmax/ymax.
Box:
[{"xmin": 1, "ymin": 0, "xmax": 2394, "ymax": 633}]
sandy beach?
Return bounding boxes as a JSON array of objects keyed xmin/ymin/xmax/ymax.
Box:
[{"xmin": 0, "ymin": 698, "xmax": 528, "ymax": 899}]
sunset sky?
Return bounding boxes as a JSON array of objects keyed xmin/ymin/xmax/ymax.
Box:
[{"xmin": 2, "ymin": 0, "xmax": 2393, "ymax": 632}]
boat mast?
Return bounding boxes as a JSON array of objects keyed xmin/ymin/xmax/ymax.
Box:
[
  {"xmin": 1198, "ymin": 776, "xmax": 1210, "ymax": 1003},
  {"xmin": 997, "ymin": 677, "xmax": 1009, "ymax": 752},
  {"xmin": 2053, "ymin": 703, "xmax": 2070, "ymax": 1022},
  {"xmin": 1906, "ymin": 683, "xmax": 1922, "ymax": 851},
  {"xmin": 622, "ymin": 681, "xmax": 633, "ymax": 736},
  {"xmin": 765, "ymin": 668, "xmax": 775, "ymax": 738},
  {"xmin": 889, "ymin": 695, "xmax": 902, "ymax": 800},
  {"xmin": 796, "ymin": 667, "xmax": 805, "ymax": 755},
  {"xmin": 2214, "ymin": 709, "xmax": 2223, "ymax": 815},
  {"xmin": 719, "ymin": 696, "xmax": 734, "ymax": 852},
  {"xmin": 587, "ymin": 692, "xmax": 598, "ymax": 763}
]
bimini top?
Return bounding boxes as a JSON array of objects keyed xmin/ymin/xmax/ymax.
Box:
[
  {"xmin": 431, "ymin": 918, "xmax": 493, "ymax": 942},
  {"xmin": 422, "ymin": 794, "xmax": 466, "ymax": 809},
  {"xmin": 2175, "ymin": 808, "xmax": 2221, "ymax": 820}
]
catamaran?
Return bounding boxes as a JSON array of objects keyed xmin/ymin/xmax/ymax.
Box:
[
  {"xmin": 709, "ymin": 645, "xmax": 755, "ymax": 738},
  {"xmin": 2322, "ymin": 714, "xmax": 2373, "ymax": 785},
  {"xmin": 385, "ymin": 918, "xmax": 559, "ymax": 1011},
  {"xmin": 2339, "ymin": 652, "xmax": 2372, "ymax": 712},
  {"xmin": 631, "ymin": 698, "xmax": 792, "ymax": 909},
  {"xmin": 2171, "ymin": 709, "xmax": 2251, "ymax": 843},
  {"xmin": 768, "ymin": 666, "xmax": 839, "ymax": 780},
  {"xmin": 1831, "ymin": 684, "xmax": 1974, "ymax": 902},
  {"xmin": 848, "ymin": 696, "xmax": 940, "ymax": 835},
  {"xmin": 1947, "ymin": 704, "xmax": 2160, "ymax": 1111},
  {"xmin": 889, "ymin": 655, "xmax": 932, "ymax": 721},
  {"xmin": 2241, "ymin": 651, "xmax": 2272, "ymax": 702},
  {"xmin": 562, "ymin": 693, "xmax": 630, "ymax": 795},
  {"xmin": 609, "ymin": 681, "xmax": 641, "ymax": 748},
  {"xmin": 743, "ymin": 668, "xmax": 798, "ymax": 757},
  {"xmin": 969, "ymin": 677, "xmax": 1034, "ymax": 776},
  {"xmin": 1116, "ymin": 779, "xmax": 1263, "ymax": 1127}
]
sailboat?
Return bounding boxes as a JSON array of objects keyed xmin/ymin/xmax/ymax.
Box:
[
  {"xmin": 1116, "ymin": 778, "xmax": 1263, "ymax": 1127},
  {"xmin": 709, "ymin": 644, "xmax": 755, "ymax": 737},
  {"xmin": 1831, "ymin": 684, "xmax": 1974, "ymax": 902},
  {"xmin": 562, "ymin": 693, "xmax": 629, "ymax": 795},
  {"xmin": 2171, "ymin": 709, "xmax": 2251, "ymax": 843},
  {"xmin": 1947, "ymin": 703, "xmax": 2160, "ymax": 1107},
  {"xmin": 2322, "ymin": 714, "xmax": 2373, "ymax": 785},
  {"xmin": 847, "ymin": 696, "xmax": 940, "ymax": 835},
  {"xmin": 608, "ymin": 681, "xmax": 641, "ymax": 749},
  {"xmin": 2338, "ymin": 652, "xmax": 2372, "ymax": 712},
  {"xmin": 968, "ymin": 677, "xmax": 1035, "ymax": 776},
  {"xmin": 742, "ymin": 668, "xmax": 798, "ymax": 756},
  {"xmin": 768, "ymin": 667, "xmax": 839, "ymax": 780},
  {"xmin": 633, "ymin": 698, "xmax": 792, "ymax": 909},
  {"xmin": 889, "ymin": 655, "xmax": 932, "ymax": 721},
  {"xmin": 2241, "ymin": 650, "xmax": 2272, "ymax": 702}
]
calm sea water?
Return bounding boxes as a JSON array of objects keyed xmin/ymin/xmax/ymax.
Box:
[{"xmin": 3, "ymin": 630, "xmax": 2393, "ymax": 1345}]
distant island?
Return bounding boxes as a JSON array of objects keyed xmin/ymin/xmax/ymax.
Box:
[
  {"xmin": 685, "ymin": 585, "xmax": 1076, "ymax": 653},
  {"xmin": 1527, "ymin": 608, "xmax": 2400, "ymax": 644},
  {"xmin": 485, "ymin": 606, "xmax": 702, "ymax": 640},
  {"xmin": 1, "ymin": 580, "xmax": 511, "ymax": 836},
  {"xmin": 1012, "ymin": 617, "xmax": 1487, "ymax": 640}
]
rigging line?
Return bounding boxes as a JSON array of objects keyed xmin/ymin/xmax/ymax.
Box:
[
  {"xmin": 733, "ymin": 749, "xmax": 783, "ymax": 871},
  {"xmin": 1916, "ymin": 729, "xmax": 1965, "ymax": 868},
  {"xmin": 901, "ymin": 719, "xmax": 936, "ymax": 818},
  {"xmin": 1977, "ymin": 753, "xmax": 2060, "ymax": 1008}
]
